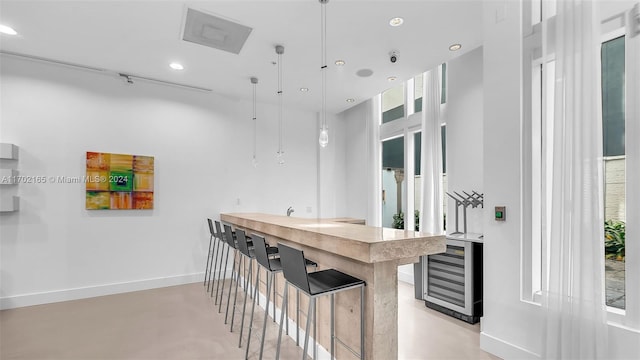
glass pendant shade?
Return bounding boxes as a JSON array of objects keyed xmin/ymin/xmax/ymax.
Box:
[{"xmin": 319, "ymin": 128, "xmax": 329, "ymax": 147}]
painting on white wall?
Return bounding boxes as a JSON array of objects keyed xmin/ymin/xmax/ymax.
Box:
[{"xmin": 85, "ymin": 152, "xmax": 154, "ymax": 210}]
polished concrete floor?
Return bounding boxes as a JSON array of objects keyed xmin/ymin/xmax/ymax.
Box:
[{"xmin": 1, "ymin": 280, "xmax": 500, "ymax": 359}]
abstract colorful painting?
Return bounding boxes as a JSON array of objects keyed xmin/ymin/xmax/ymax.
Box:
[{"xmin": 86, "ymin": 152, "xmax": 154, "ymax": 210}]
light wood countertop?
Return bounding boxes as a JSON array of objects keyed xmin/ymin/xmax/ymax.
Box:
[{"xmin": 221, "ymin": 212, "xmax": 445, "ymax": 264}]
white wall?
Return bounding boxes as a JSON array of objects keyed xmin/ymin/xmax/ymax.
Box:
[
  {"xmin": 481, "ymin": 1, "xmax": 545, "ymax": 358},
  {"xmin": 318, "ymin": 112, "xmax": 348, "ymax": 219},
  {"xmin": 446, "ymin": 46, "xmax": 484, "ymax": 235},
  {"xmin": 340, "ymin": 101, "xmax": 369, "ymax": 221},
  {"xmin": 0, "ymin": 55, "xmax": 325, "ymax": 309}
]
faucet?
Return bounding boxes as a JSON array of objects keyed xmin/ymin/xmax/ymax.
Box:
[{"xmin": 287, "ymin": 206, "xmax": 295, "ymax": 216}]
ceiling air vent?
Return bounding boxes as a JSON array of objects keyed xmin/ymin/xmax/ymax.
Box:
[{"xmin": 182, "ymin": 8, "xmax": 252, "ymax": 55}]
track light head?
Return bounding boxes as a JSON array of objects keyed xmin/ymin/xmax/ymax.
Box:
[{"xmin": 119, "ymin": 73, "xmax": 134, "ymax": 84}]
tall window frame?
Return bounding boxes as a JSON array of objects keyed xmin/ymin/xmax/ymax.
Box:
[
  {"xmin": 522, "ymin": 0, "xmax": 640, "ymax": 327},
  {"xmin": 379, "ymin": 67, "xmax": 447, "ymax": 232}
]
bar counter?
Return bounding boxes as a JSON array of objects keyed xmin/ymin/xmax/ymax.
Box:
[{"xmin": 221, "ymin": 213, "xmax": 445, "ymax": 360}]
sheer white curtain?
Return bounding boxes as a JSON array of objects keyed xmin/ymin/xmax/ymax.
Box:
[
  {"xmin": 419, "ymin": 68, "xmax": 443, "ymax": 234},
  {"xmin": 543, "ymin": 0, "xmax": 608, "ymax": 358}
]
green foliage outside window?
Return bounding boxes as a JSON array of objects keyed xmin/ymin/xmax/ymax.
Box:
[
  {"xmin": 392, "ymin": 210, "xmax": 420, "ymax": 231},
  {"xmin": 605, "ymin": 219, "xmax": 625, "ymax": 260}
]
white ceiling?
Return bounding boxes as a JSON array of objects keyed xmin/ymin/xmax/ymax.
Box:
[{"xmin": 0, "ymin": 0, "xmax": 483, "ymax": 114}]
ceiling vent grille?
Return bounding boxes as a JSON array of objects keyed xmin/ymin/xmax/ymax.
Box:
[{"xmin": 182, "ymin": 8, "xmax": 252, "ymax": 55}]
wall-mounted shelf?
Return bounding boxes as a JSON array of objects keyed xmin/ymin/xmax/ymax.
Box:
[
  {"xmin": 0, "ymin": 168, "xmax": 19, "ymax": 184},
  {"xmin": 0, "ymin": 143, "xmax": 19, "ymax": 160},
  {"xmin": 1, "ymin": 143, "xmax": 20, "ymax": 213},
  {"xmin": 0, "ymin": 195, "xmax": 20, "ymax": 212}
]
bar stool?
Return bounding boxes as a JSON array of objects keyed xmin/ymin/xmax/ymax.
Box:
[
  {"xmin": 223, "ymin": 224, "xmax": 263, "ymax": 325},
  {"xmin": 211, "ymin": 220, "xmax": 229, "ymax": 304},
  {"xmin": 205, "ymin": 219, "xmax": 223, "ymax": 292},
  {"xmin": 276, "ymin": 243, "xmax": 365, "ymax": 360},
  {"xmin": 227, "ymin": 228, "xmax": 249, "ymax": 333},
  {"xmin": 244, "ymin": 234, "xmax": 316, "ymax": 360},
  {"xmin": 204, "ymin": 218, "xmax": 217, "ymax": 287},
  {"xmin": 233, "ymin": 229, "xmax": 278, "ymax": 341},
  {"xmin": 222, "ymin": 224, "xmax": 243, "ymax": 320},
  {"xmin": 216, "ymin": 223, "xmax": 239, "ymax": 313}
]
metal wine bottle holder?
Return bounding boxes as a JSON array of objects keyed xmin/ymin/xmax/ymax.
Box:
[{"xmin": 446, "ymin": 190, "xmax": 484, "ymax": 234}]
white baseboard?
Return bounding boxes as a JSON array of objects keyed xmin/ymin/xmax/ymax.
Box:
[
  {"xmin": 0, "ymin": 270, "xmax": 228, "ymax": 310},
  {"xmin": 480, "ymin": 332, "xmax": 540, "ymax": 360}
]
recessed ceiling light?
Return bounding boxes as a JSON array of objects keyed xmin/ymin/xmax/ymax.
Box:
[
  {"xmin": 389, "ymin": 17, "xmax": 404, "ymax": 27},
  {"xmin": 346, "ymin": 98, "xmax": 355, "ymax": 103},
  {"xmin": 0, "ymin": 24, "xmax": 18, "ymax": 35},
  {"xmin": 299, "ymin": 87, "xmax": 309, "ymax": 92},
  {"xmin": 387, "ymin": 76, "xmax": 397, "ymax": 82},
  {"xmin": 449, "ymin": 43, "xmax": 462, "ymax": 51},
  {"xmin": 335, "ymin": 60, "xmax": 345, "ymax": 66},
  {"xmin": 356, "ymin": 69, "xmax": 374, "ymax": 77},
  {"xmin": 169, "ymin": 62, "xmax": 184, "ymax": 70}
]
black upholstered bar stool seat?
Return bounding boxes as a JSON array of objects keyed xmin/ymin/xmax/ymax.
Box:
[
  {"xmin": 276, "ymin": 243, "xmax": 365, "ymax": 360},
  {"xmin": 307, "ymin": 269, "xmax": 365, "ymax": 295}
]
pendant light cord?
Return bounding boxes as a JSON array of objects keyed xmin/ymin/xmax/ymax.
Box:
[
  {"xmin": 252, "ymin": 80, "xmax": 257, "ymax": 163},
  {"xmin": 275, "ymin": 45, "xmax": 285, "ymax": 163},
  {"xmin": 318, "ymin": 0, "xmax": 329, "ymax": 147},
  {"xmin": 278, "ymin": 52, "xmax": 283, "ymax": 156},
  {"xmin": 321, "ymin": 1, "xmax": 327, "ymax": 131}
]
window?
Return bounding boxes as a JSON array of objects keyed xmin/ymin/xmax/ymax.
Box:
[
  {"xmin": 441, "ymin": 63, "xmax": 447, "ymax": 104},
  {"xmin": 414, "ymin": 74, "xmax": 423, "ymax": 113},
  {"xmin": 379, "ymin": 65, "xmax": 448, "ymax": 232},
  {"xmin": 382, "ymin": 136, "xmax": 405, "ymax": 228},
  {"xmin": 601, "ymin": 35, "xmax": 626, "ymax": 309},
  {"xmin": 414, "ymin": 65, "xmax": 447, "ymax": 114},
  {"xmin": 414, "ymin": 127, "xmax": 448, "ymax": 231},
  {"xmin": 381, "ymin": 85, "xmax": 404, "ymax": 124},
  {"xmin": 523, "ymin": 2, "xmax": 638, "ymax": 323}
]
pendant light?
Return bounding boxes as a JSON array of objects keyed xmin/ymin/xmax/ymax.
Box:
[
  {"xmin": 318, "ymin": 0, "xmax": 329, "ymax": 148},
  {"xmin": 251, "ymin": 77, "xmax": 258, "ymax": 167},
  {"xmin": 275, "ymin": 45, "xmax": 285, "ymax": 164}
]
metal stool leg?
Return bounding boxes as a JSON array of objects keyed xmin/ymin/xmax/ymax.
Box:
[
  {"xmin": 205, "ymin": 236, "xmax": 214, "ymax": 289},
  {"xmin": 216, "ymin": 243, "xmax": 231, "ymax": 308},
  {"xmin": 273, "ymin": 275, "xmax": 277, "ymax": 323},
  {"xmin": 361, "ymin": 285, "xmax": 365, "ymax": 359},
  {"xmin": 207, "ymin": 235, "xmax": 220, "ymax": 292},
  {"xmin": 331, "ymin": 293, "xmax": 335, "ymax": 359},
  {"xmin": 275, "ymin": 281, "xmax": 289, "ymax": 360},
  {"xmin": 245, "ymin": 266, "xmax": 261, "ymax": 360},
  {"xmin": 224, "ymin": 249, "xmax": 238, "ymax": 318},
  {"xmin": 204, "ymin": 233, "xmax": 213, "ymax": 286},
  {"xmin": 212, "ymin": 241, "xmax": 223, "ymax": 299},
  {"xmin": 296, "ymin": 290, "xmax": 300, "ymax": 346},
  {"xmin": 302, "ymin": 297, "xmax": 314, "ymax": 360},
  {"xmin": 313, "ymin": 298, "xmax": 317, "ymax": 360},
  {"xmin": 228, "ymin": 252, "xmax": 242, "ymax": 328},
  {"xmin": 260, "ymin": 271, "xmax": 273, "ymax": 360},
  {"xmin": 238, "ymin": 257, "xmax": 253, "ymax": 347}
]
